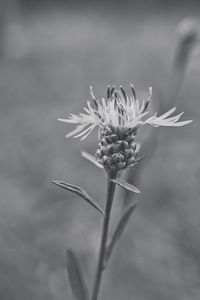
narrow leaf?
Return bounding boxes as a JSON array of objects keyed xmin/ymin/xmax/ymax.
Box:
[
  {"xmin": 111, "ymin": 178, "xmax": 140, "ymax": 194},
  {"xmin": 52, "ymin": 180, "xmax": 104, "ymax": 216},
  {"xmin": 81, "ymin": 151, "xmax": 103, "ymax": 169},
  {"xmin": 66, "ymin": 248, "xmax": 89, "ymax": 300},
  {"xmin": 135, "ymin": 154, "xmax": 145, "ymax": 163},
  {"xmin": 104, "ymin": 203, "xmax": 137, "ymax": 267}
]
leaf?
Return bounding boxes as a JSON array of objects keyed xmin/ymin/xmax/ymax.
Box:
[
  {"xmin": 104, "ymin": 203, "xmax": 137, "ymax": 268},
  {"xmin": 81, "ymin": 151, "xmax": 103, "ymax": 169},
  {"xmin": 135, "ymin": 154, "xmax": 145, "ymax": 163},
  {"xmin": 66, "ymin": 248, "xmax": 89, "ymax": 300},
  {"xmin": 111, "ymin": 178, "xmax": 140, "ymax": 194},
  {"xmin": 52, "ymin": 180, "xmax": 104, "ymax": 216}
]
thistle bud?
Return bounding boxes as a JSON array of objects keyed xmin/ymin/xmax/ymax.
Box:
[{"xmin": 95, "ymin": 126, "xmax": 139, "ymax": 174}]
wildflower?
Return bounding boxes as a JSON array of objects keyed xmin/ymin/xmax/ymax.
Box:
[{"xmin": 58, "ymin": 85, "xmax": 192, "ymax": 174}]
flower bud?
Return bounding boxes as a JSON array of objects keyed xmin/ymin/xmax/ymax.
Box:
[{"xmin": 96, "ymin": 126, "xmax": 139, "ymax": 174}]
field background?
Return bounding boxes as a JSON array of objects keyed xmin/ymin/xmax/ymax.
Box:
[{"xmin": 0, "ymin": 1, "xmax": 200, "ymax": 299}]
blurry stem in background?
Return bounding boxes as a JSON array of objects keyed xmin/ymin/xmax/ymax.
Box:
[
  {"xmin": 0, "ymin": 0, "xmax": 9, "ymax": 58},
  {"xmin": 173, "ymin": 203, "xmax": 200, "ymax": 298},
  {"xmin": 0, "ymin": 0, "xmax": 20, "ymax": 58},
  {"xmin": 166, "ymin": 18, "xmax": 199, "ymax": 109},
  {"xmin": 123, "ymin": 17, "xmax": 199, "ymax": 208},
  {"xmin": 91, "ymin": 173, "xmax": 117, "ymax": 300}
]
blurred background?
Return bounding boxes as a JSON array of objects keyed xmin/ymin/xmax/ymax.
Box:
[{"xmin": 0, "ymin": 0, "xmax": 200, "ymax": 299}]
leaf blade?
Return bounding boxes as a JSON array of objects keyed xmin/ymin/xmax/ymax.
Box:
[
  {"xmin": 66, "ymin": 248, "xmax": 89, "ymax": 300},
  {"xmin": 81, "ymin": 151, "xmax": 103, "ymax": 169},
  {"xmin": 104, "ymin": 203, "xmax": 137, "ymax": 267},
  {"xmin": 52, "ymin": 180, "xmax": 104, "ymax": 216},
  {"xmin": 111, "ymin": 178, "xmax": 140, "ymax": 194}
]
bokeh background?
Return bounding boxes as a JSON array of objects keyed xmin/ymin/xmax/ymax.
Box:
[{"xmin": 0, "ymin": 1, "xmax": 200, "ymax": 299}]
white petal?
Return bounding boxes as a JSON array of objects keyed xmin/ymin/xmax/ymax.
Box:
[
  {"xmin": 160, "ymin": 120, "xmax": 193, "ymax": 126},
  {"xmin": 158, "ymin": 107, "xmax": 177, "ymax": 119},
  {"xmin": 74, "ymin": 124, "xmax": 96, "ymax": 138},
  {"xmin": 146, "ymin": 118, "xmax": 193, "ymax": 127},
  {"xmin": 80, "ymin": 125, "xmax": 96, "ymax": 140},
  {"xmin": 58, "ymin": 117, "xmax": 78, "ymax": 123},
  {"xmin": 161, "ymin": 112, "xmax": 184, "ymax": 122},
  {"xmin": 148, "ymin": 87, "xmax": 152, "ymax": 97},
  {"xmin": 139, "ymin": 100, "xmax": 145, "ymax": 113},
  {"xmin": 65, "ymin": 124, "xmax": 88, "ymax": 138},
  {"xmin": 128, "ymin": 111, "xmax": 149, "ymax": 127}
]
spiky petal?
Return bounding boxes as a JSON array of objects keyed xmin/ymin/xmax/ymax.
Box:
[{"xmin": 58, "ymin": 85, "xmax": 192, "ymax": 140}]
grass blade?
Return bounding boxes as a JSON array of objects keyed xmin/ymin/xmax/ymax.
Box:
[
  {"xmin": 66, "ymin": 248, "xmax": 89, "ymax": 300},
  {"xmin": 104, "ymin": 203, "xmax": 137, "ymax": 268}
]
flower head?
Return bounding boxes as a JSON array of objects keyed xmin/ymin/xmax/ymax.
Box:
[
  {"xmin": 59, "ymin": 85, "xmax": 192, "ymax": 139},
  {"xmin": 59, "ymin": 85, "xmax": 192, "ymax": 174}
]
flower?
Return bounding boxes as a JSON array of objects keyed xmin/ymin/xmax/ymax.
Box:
[
  {"xmin": 58, "ymin": 85, "xmax": 192, "ymax": 174},
  {"xmin": 58, "ymin": 85, "xmax": 192, "ymax": 140}
]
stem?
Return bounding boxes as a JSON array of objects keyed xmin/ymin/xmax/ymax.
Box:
[{"xmin": 91, "ymin": 173, "xmax": 117, "ymax": 300}]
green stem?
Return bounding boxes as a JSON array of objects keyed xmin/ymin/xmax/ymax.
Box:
[{"xmin": 91, "ymin": 173, "xmax": 117, "ymax": 300}]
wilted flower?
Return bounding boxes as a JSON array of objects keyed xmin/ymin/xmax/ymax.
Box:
[{"xmin": 58, "ymin": 85, "xmax": 192, "ymax": 174}]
